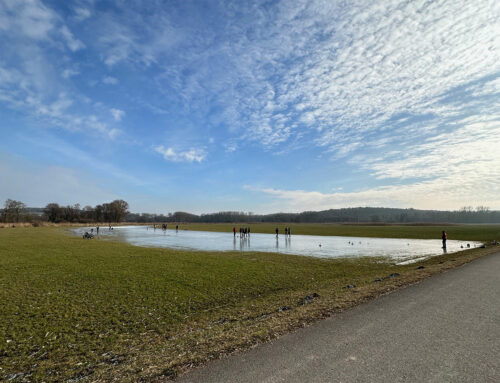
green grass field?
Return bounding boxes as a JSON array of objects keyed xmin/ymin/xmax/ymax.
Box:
[{"xmin": 1, "ymin": 225, "xmax": 499, "ymax": 381}]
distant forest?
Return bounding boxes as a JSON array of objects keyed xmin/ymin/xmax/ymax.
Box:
[
  {"xmin": 126, "ymin": 206, "xmax": 500, "ymax": 224},
  {"xmin": 2, "ymin": 198, "xmax": 499, "ymax": 224}
]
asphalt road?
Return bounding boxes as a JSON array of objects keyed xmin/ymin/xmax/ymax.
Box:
[{"xmin": 177, "ymin": 253, "xmax": 500, "ymax": 383}]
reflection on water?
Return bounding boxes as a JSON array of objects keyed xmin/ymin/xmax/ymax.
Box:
[{"xmin": 73, "ymin": 226, "xmax": 481, "ymax": 263}]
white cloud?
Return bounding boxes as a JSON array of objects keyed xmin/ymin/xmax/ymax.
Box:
[
  {"xmin": 0, "ymin": 2, "xmax": 120, "ymax": 139},
  {"xmin": 98, "ymin": 21, "xmax": 137, "ymax": 66},
  {"xmin": 256, "ymin": 118, "xmax": 500, "ymax": 211},
  {"xmin": 110, "ymin": 108, "xmax": 125, "ymax": 121},
  {"xmin": 74, "ymin": 7, "xmax": 91, "ymax": 22},
  {"xmin": 155, "ymin": 145, "xmax": 206, "ymax": 163},
  {"xmin": 62, "ymin": 68, "xmax": 79, "ymax": 79},
  {"xmin": 0, "ymin": 0, "xmax": 56, "ymax": 40},
  {"xmin": 108, "ymin": 128, "xmax": 121, "ymax": 140},
  {"xmin": 103, "ymin": 76, "xmax": 118, "ymax": 85},
  {"xmin": 138, "ymin": 0, "xmax": 499, "ymax": 155},
  {"xmin": 1, "ymin": 1, "xmax": 84, "ymax": 52},
  {"xmin": 60, "ymin": 25, "xmax": 85, "ymax": 51},
  {"xmin": 224, "ymin": 142, "xmax": 238, "ymax": 153},
  {"xmin": 364, "ymin": 119, "xmax": 500, "ymax": 181}
]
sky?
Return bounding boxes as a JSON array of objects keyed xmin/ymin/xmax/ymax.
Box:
[{"xmin": 0, "ymin": 0, "xmax": 499, "ymax": 214}]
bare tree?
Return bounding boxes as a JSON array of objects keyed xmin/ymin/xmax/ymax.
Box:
[{"xmin": 2, "ymin": 199, "xmax": 27, "ymax": 222}]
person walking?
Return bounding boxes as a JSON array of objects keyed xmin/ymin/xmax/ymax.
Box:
[
  {"xmin": 275, "ymin": 227, "xmax": 279, "ymax": 237},
  {"xmin": 96, "ymin": 226, "xmax": 99, "ymax": 235},
  {"xmin": 442, "ymin": 230, "xmax": 447, "ymax": 249},
  {"xmin": 233, "ymin": 227, "xmax": 236, "ymax": 237},
  {"xmin": 288, "ymin": 227, "xmax": 291, "ymax": 237}
]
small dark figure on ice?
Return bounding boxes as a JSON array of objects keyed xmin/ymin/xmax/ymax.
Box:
[{"xmin": 442, "ymin": 230, "xmax": 447, "ymax": 249}]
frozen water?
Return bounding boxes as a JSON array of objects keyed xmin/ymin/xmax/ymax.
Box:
[{"xmin": 73, "ymin": 226, "xmax": 482, "ymax": 263}]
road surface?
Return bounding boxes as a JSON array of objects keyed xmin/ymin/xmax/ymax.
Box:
[{"xmin": 177, "ymin": 253, "xmax": 500, "ymax": 382}]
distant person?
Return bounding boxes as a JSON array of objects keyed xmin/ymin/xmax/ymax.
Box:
[
  {"xmin": 248, "ymin": 227, "xmax": 250, "ymax": 236},
  {"xmin": 288, "ymin": 227, "xmax": 291, "ymax": 236},
  {"xmin": 233, "ymin": 227, "xmax": 237, "ymax": 237},
  {"xmin": 96, "ymin": 226, "xmax": 99, "ymax": 235},
  {"xmin": 284, "ymin": 227, "xmax": 288, "ymax": 236},
  {"xmin": 442, "ymin": 230, "xmax": 447, "ymax": 249},
  {"xmin": 176, "ymin": 225, "xmax": 179, "ymax": 231},
  {"xmin": 275, "ymin": 227, "xmax": 279, "ymax": 237}
]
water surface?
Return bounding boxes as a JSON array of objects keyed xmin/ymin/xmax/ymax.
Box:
[{"xmin": 74, "ymin": 226, "xmax": 481, "ymax": 263}]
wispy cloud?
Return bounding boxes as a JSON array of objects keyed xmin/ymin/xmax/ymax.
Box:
[
  {"xmin": 1, "ymin": 1, "xmax": 499, "ymax": 211},
  {"xmin": 255, "ymin": 118, "xmax": 500, "ymax": 211},
  {"xmin": 0, "ymin": 1, "xmax": 122, "ymax": 139},
  {"xmin": 155, "ymin": 145, "xmax": 206, "ymax": 163},
  {"xmin": 99, "ymin": 0, "xmax": 498, "ymax": 158},
  {"xmin": 224, "ymin": 142, "xmax": 238, "ymax": 153},
  {"xmin": 110, "ymin": 108, "xmax": 125, "ymax": 122},
  {"xmin": 0, "ymin": 0, "xmax": 56, "ymax": 40},
  {"xmin": 60, "ymin": 25, "xmax": 85, "ymax": 51},
  {"xmin": 62, "ymin": 68, "xmax": 79, "ymax": 79},
  {"xmin": 103, "ymin": 76, "xmax": 118, "ymax": 85},
  {"xmin": 74, "ymin": 7, "xmax": 91, "ymax": 22}
]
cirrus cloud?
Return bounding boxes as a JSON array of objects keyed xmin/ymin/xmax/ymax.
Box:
[{"xmin": 154, "ymin": 145, "xmax": 206, "ymax": 163}]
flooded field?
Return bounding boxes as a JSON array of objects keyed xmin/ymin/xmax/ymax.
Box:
[{"xmin": 73, "ymin": 226, "xmax": 482, "ymax": 263}]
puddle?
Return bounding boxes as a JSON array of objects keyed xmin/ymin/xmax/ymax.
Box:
[{"xmin": 73, "ymin": 226, "xmax": 481, "ymax": 262}]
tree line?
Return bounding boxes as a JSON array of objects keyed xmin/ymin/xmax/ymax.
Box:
[
  {"xmin": 2, "ymin": 198, "xmax": 500, "ymax": 224},
  {"xmin": 1, "ymin": 199, "xmax": 129, "ymax": 223},
  {"xmin": 132, "ymin": 207, "xmax": 500, "ymax": 224}
]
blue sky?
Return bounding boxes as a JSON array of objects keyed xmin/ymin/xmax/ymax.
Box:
[{"xmin": 0, "ymin": 0, "xmax": 499, "ymax": 214}]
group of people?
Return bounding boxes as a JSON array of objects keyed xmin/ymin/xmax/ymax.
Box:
[
  {"xmin": 83, "ymin": 225, "xmax": 103, "ymax": 239},
  {"xmin": 152, "ymin": 224, "xmax": 179, "ymax": 231},
  {"xmin": 234, "ymin": 227, "xmax": 251, "ymax": 237},
  {"xmin": 276, "ymin": 227, "xmax": 292, "ymax": 237},
  {"xmin": 89, "ymin": 226, "xmax": 100, "ymax": 235},
  {"xmin": 232, "ymin": 226, "xmax": 293, "ymax": 238}
]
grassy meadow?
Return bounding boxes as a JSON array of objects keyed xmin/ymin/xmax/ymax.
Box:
[{"xmin": 1, "ymin": 225, "xmax": 499, "ymax": 382}]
